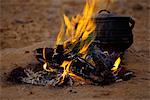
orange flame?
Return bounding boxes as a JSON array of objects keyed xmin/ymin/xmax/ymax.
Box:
[
  {"xmin": 111, "ymin": 57, "xmax": 121, "ymax": 73},
  {"xmin": 44, "ymin": 0, "xmax": 118, "ymax": 84},
  {"xmin": 60, "ymin": 61, "xmax": 72, "ymax": 83},
  {"xmin": 60, "ymin": 61, "xmax": 85, "ymax": 83},
  {"xmin": 55, "ymin": 0, "xmax": 98, "ymax": 83}
]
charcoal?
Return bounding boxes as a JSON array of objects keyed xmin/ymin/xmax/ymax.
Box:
[
  {"xmin": 92, "ymin": 55, "xmax": 108, "ymax": 74},
  {"xmin": 100, "ymin": 70, "xmax": 116, "ymax": 85},
  {"xmin": 53, "ymin": 53, "xmax": 65, "ymax": 65},
  {"xmin": 122, "ymin": 71, "xmax": 133, "ymax": 81},
  {"xmin": 45, "ymin": 48, "xmax": 54, "ymax": 61},
  {"xmin": 34, "ymin": 48, "xmax": 54, "ymax": 64},
  {"xmin": 8, "ymin": 67, "xmax": 27, "ymax": 83},
  {"xmin": 64, "ymin": 52, "xmax": 76, "ymax": 60},
  {"xmin": 56, "ymin": 45, "xmax": 64, "ymax": 53},
  {"xmin": 71, "ymin": 57, "xmax": 103, "ymax": 83},
  {"xmin": 58, "ymin": 75, "xmax": 74, "ymax": 86},
  {"xmin": 88, "ymin": 46, "xmax": 110, "ymax": 76},
  {"xmin": 46, "ymin": 61, "xmax": 62, "ymax": 71},
  {"xmin": 34, "ymin": 48, "xmax": 44, "ymax": 63},
  {"xmin": 88, "ymin": 45, "xmax": 121, "ymax": 72},
  {"xmin": 9, "ymin": 39, "xmax": 133, "ymax": 86},
  {"xmin": 117, "ymin": 67, "xmax": 134, "ymax": 81}
]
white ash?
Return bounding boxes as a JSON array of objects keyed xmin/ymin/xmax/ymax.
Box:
[
  {"xmin": 21, "ymin": 68, "xmax": 74, "ymax": 86},
  {"xmin": 21, "ymin": 68, "xmax": 49, "ymax": 86}
]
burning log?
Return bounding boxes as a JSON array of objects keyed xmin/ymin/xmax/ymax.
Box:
[
  {"xmin": 8, "ymin": 43, "xmax": 133, "ymax": 86},
  {"xmin": 34, "ymin": 48, "xmax": 54, "ymax": 64}
]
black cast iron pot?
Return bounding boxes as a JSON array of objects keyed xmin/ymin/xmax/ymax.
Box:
[{"xmin": 94, "ymin": 10, "xmax": 135, "ymax": 52}]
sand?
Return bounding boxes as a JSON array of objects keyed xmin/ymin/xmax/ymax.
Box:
[{"xmin": 0, "ymin": 0, "xmax": 150, "ymax": 99}]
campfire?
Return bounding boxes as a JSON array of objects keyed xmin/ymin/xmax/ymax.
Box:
[{"xmin": 8, "ymin": 0, "xmax": 134, "ymax": 86}]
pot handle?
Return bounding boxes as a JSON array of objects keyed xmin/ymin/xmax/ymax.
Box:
[
  {"xmin": 129, "ymin": 17, "xmax": 135, "ymax": 29},
  {"xmin": 99, "ymin": 10, "xmax": 110, "ymax": 14}
]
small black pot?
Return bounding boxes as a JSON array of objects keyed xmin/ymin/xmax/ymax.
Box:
[{"xmin": 94, "ymin": 10, "xmax": 135, "ymax": 52}]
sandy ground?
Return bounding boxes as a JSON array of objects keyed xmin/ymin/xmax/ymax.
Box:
[{"xmin": 0, "ymin": 0, "xmax": 150, "ymax": 100}]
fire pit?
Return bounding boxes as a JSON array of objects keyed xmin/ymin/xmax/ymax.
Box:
[{"xmin": 8, "ymin": 0, "xmax": 134, "ymax": 87}]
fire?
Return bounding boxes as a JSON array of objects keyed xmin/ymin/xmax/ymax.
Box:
[
  {"xmin": 42, "ymin": 48, "xmax": 55, "ymax": 72},
  {"xmin": 54, "ymin": 0, "xmax": 97, "ymax": 83},
  {"xmin": 60, "ymin": 61, "xmax": 72, "ymax": 83},
  {"xmin": 43, "ymin": 0, "xmax": 122, "ymax": 85},
  {"xmin": 56, "ymin": 0, "xmax": 96, "ymax": 48},
  {"xmin": 43, "ymin": 63, "xmax": 55, "ymax": 72},
  {"xmin": 60, "ymin": 61, "xmax": 85, "ymax": 83},
  {"xmin": 111, "ymin": 57, "xmax": 121, "ymax": 73}
]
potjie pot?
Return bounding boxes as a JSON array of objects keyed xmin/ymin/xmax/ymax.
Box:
[{"xmin": 94, "ymin": 10, "xmax": 135, "ymax": 52}]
